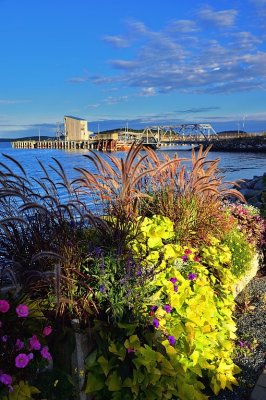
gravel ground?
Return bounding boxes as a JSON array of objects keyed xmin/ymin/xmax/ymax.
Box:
[{"xmin": 208, "ymin": 273, "xmax": 266, "ymax": 400}]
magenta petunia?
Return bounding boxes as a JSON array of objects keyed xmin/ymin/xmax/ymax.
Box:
[
  {"xmin": 16, "ymin": 304, "xmax": 29, "ymax": 318},
  {"xmin": 15, "ymin": 353, "xmax": 30, "ymax": 368},
  {"xmin": 0, "ymin": 373, "xmax": 12, "ymax": 386},
  {"xmin": 0, "ymin": 300, "xmax": 10, "ymax": 313},
  {"xmin": 29, "ymin": 335, "xmax": 41, "ymax": 350},
  {"xmin": 174, "ymin": 285, "xmax": 178, "ymax": 292},
  {"xmin": 182, "ymin": 255, "xmax": 188, "ymax": 262},
  {"xmin": 40, "ymin": 346, "xmax": 52, "ymax": 361},
  {"xmin": 15, "ymin": 339, "xmax": 24, "ymax": 351},
  {"xmin": 42, "ymin": 325, "xmax": 53, "ymax": 337},
  {"xmin": 150, "ymin": 305, "xmax": 158, "ymax": 312}
]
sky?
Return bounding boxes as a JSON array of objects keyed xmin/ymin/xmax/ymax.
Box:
[{"xmin": 0, "ymin": 0, "xmax": 266, "ymax": 138}]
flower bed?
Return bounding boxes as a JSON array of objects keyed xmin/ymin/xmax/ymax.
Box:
[{"xmin": 0, "ymin": 145, "xmax": 265, "ymax": 399}]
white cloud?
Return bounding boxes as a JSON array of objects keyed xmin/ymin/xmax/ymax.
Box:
[
  {"xmin": 102, "ymin": 35, "xmax": 130, "ymax": 48},
  {"xmin": 168, "ymin": 19, "xmax": 199, "ymax": 33},
  {"xmin": 87, "ymin": 104, "xmax": 100, "ymax": 109},
  {"xmin": 75, "ymin": 5, "xmax": 266, "ymax": 96},
  {"xmin": 139, "ymin": 87, "xmax": 156, "ymax": 97},
  {"xmin": 109, "ymin": 60, "xmax": 138, "ymax": 69},
  {"xmin": 104, "ymin": 96, "xmax": 128, "ymax": 105},
  {"xmin": 197, "ymin": 6, "xmax": 238, "ymax": 28}
]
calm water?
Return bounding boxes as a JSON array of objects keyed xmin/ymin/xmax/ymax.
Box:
[{"xmin": 0, "ymin": 142, "xmax": 265, "ymax": 185}]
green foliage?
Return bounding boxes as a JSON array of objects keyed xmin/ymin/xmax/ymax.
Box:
[
  {"xmin": 222, "ymin": 228, "xmax": 254, "ymax": 278},
  {"xmin": 83, "ymin": 217, "xmax": 240, "ymax": 399},
  {"xmin": 200, "ymin": 237, "xmax": 236, "ymax": 285},
  {"xmin": 2, "ymin": 381, "xmax": 40, "ymax": 400}
]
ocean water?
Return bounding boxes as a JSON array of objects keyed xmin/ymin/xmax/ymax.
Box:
[{"xmin": 0, "ymin": 141, "xmax": 265, "ymax": 186}]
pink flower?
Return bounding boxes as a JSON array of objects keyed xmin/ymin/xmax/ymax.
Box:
[
  {"xmin": 184, "ymin": 249, "xmax": 192, "ymax": 255},
  {"xmin": 42, "ymin": 326, "xmax": 53, "ymax": 337},
  {"xmin": 29, "ymin": 335, "xmax": 41, "ymax": 350},
  {"xmin": 127, "ymin": 348, "xmax": 135, "ymax": 354},
  {"xmin": 15, "ymin": 353, "xmax": 30, "ymax": 368},
  {"xmin": 40, "ymin": 346, "xmax": 52, "ymax": 361},
  {"xmin": 0, "ymin": 373, "xmax": 12, "ymax": 385},
  {"xmin": 15, "ymin": 339, "xmax": 24, "ymax": 351},
  {"xmin": 15, "ymin": 304, "xmax": 29, "ymax": 318},
  {"xmin": 0, "ymin": 300, "xmax": 10, "ymax": 313}
]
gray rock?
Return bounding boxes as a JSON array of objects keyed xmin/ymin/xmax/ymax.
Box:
[{"xmin": 254, "ymin": 179, "xmax": 264, "ymax": 191}]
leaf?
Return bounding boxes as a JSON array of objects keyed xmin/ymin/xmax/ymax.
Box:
[
  {"xmin": 107, "ymin": 371, "xmax": 122, "ymax": 391},
  {"xmin": 98, "ymin": 355, "xmax": 111, "ymax": 376},
  {"xmin": 84, "ymin": 373, "xmax": 105, "ymax": 393},
  {"xmin": 85, "ymin": 349, "xmax": 98, "ymax": 369},
  {"xmin": 7, "ymin": 381, "xmax": 40, "ymax": 400}
]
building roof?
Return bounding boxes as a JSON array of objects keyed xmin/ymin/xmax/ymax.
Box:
[{"xmin": 64, "ymin": 115, "xmax": 87, "ymax": 121}]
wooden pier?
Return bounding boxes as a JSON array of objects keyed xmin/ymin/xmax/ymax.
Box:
[{"xmin": 11, "ymin": 139, "xmax": 118, "ymax": 151}]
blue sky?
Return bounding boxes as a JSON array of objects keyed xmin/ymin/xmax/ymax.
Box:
[{"xmin": 1, "ymin": 0, "xmax": 266, "ymax": 138}]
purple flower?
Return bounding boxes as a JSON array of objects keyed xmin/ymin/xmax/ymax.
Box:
[
  {"xmin": 40, "ymin": 346, "xmax": 52, "ymax": 361},
  {"xmin": 1, "ymin": 335, "xmax": 8, "ymax": 342},
  {"xmin": 94, "ymin": 247, "xmax": 103, "ymax": 258},
  {"xmin": 169, "ymin": 277, "xmax": 177, "ymax": 284},
  {"xmin": 15, "ymin": 353, "xmax": 30, "ymax": 368},
  {"xmin": 164, "ymin": 304, "xmax": 172, "ymax": 313},
  {"xmin": 43, "ymin": 326, "xmax": 53, "ymax": 337},
  {"xmin": 28, "ymin": 352, "xmax": 34, "ymax": 360},
  {"xmin": 174, "ymin": 285, "xmax": 178, "ymax": 292},
  {"xmin": 99, "ymin": 284, "xmax": 106, "ymax": 293},
  {"xmin": 29, "ymin": 335, "xmax": 41, "ymax": 350},
  {"xmin": 188, "ymin": 273, "xmax": 197, "ymax": 281},
  {"xmin": 15, "ymin": 339, "xmax": 24, "ymax": 350},
  {"xmin": 150, "ymin": 305, "xmax": 158, "ymax": 312},
  {"xmin": 0, "ymin": 300, "xmax": 10, "ymax": 313},
  {"xmin": 153, "ymin": 318, "xmax": 159, "ymax": 329},
  {"xmin": 182, "ymin": 255, "xmax": 188, "ymax": 262},
  {"xmin": 16, "ymin": 304, "xmax": 29, "ymax": 318},
  {"xmin": 168, "ymin": 335, "xmax": 176, "ymax": 346},
  {"xmin": 0, "ymin": 373, "xmax": 12, "ymax": 386}
]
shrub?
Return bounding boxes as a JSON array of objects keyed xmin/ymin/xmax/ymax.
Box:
[
  {"xmin": 83, "ymin": 216, "xmax": 240, "ymax": 399},
  {"xmin": 222, "ymin": 228, "xmax": 254, "ymax": 278},
  {"xmin": 0, "ymin": 295, "xmax": 52, "ymax": 398},
  {"xmin": 84, "ymin": 260, "xmax": 239, "ymax": 400},
  {"xmin": 226, "ymin": 203, "xmax": 265, "ymax": 249}
]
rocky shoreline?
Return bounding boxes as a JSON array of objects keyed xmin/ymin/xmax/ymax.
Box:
[
  {"xmin": 210, "ymin": 136, "xmax": 266, "ymax": 152},
  {"xmin": 236, "ymin": 173, "xmax": 266, "ymax": 210}
]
